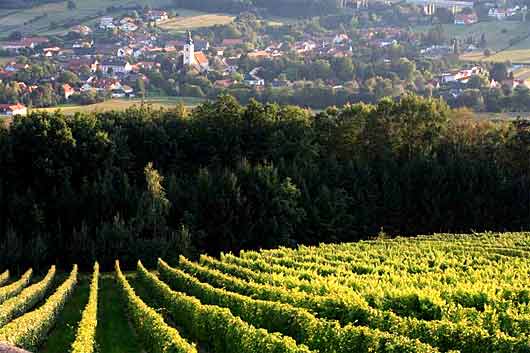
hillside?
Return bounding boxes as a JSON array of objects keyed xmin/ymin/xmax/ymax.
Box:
[{"xmin": 0, "ymin": 232, "xmax": 528, "ymax": 352}]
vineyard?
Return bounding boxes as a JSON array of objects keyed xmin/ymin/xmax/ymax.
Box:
[{"xmin": 0, "ymin": 232, "xmax": 529, "ymax": 352}]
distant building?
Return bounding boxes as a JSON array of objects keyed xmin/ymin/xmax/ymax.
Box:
[
  {"xmin": 62, "ymin": 84, "xmax": 75, "ymax": 99},
  {"xmin": 120, "ymin": 22, "xmax": 138, "ymax": 32},
  {"xmin": 183, "ymin": 31, "xmax": 209, "ymax": 72},
  {"xmin": 245, "ymin": 67, "xmax": 265, "ymax": 86},
  {"xmin": 99, "ymin": 17, "xmax": 115, "ymax": 30},
  {"xmin": 100, "ymin": 59, "xmax": 132, "ymax": 74},
  {"xmin": 454, "ymin": 13, "xmax": 478, "ymax": 25},
  {"xmin": 145, "ymin": 10, "xmax": 169, "ymax": 22},
  {"xmin": 488, "ymin": 7, "xmax": 518, "ymax": 19},
  {"xmin": 0, "ymin": 103, "xmax": 27, "ymax": 117}
]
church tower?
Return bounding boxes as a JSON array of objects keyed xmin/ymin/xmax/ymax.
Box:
[{"xmin": 183, "ymin": 30, "xmax": 195, "ymax": 66}]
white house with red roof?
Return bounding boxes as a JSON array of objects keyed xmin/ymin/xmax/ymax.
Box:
[{"xmin": 0, "ymin": 103, "xmax": 27, "ymax": 117}]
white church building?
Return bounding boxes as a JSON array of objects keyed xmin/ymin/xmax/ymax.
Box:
[{"xmin": 183, "ymin": 31, "xmax": 209, "ymax": 72}]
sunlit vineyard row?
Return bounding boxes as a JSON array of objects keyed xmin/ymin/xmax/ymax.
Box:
[{"xmin": 0, "ymin": 232, "xmax": 529, "ymax": 353}]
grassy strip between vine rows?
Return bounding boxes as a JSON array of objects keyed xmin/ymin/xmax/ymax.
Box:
[
  {"xmin": 137, "ymin": 260, "xmax": 314, "ymax": 353},
  {"xmin": 115, "ymin": 260, "xmax": 197, "ymax": 353},
  {"xmin": 158, "ymin": 259, "xmax": 439, "ymax": 353},
  {"xmin": 0, "ymin": 270, "xmax": 32, "ymax": 305},
  {"xmin": 0, "ymin": 265, "xmax": 78, "ymax": 351},
  {"xmin": 0, "ymin": 271, "xmax": 8, "ymax": 287},
  {"xmin": 0, "ymin": 266, "xmax": 56, "ymax": 328},
  {"xmin": 71, "ymin": 263, "xmax": 99, "ymax": 353},
  {"xmin": 177, "ymin": 256, "xmax": 529, "ymax": 353}
]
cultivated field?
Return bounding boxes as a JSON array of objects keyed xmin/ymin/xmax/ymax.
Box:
[
  {"xmin": 0, "ymin": 232, "xmax": 529, "ymax": 352},
  {"xmin": 158, "ymin": 13, "xmax": 235, "ymax": 33},
  {"xmin": 461, "ymin": 48, "xmax": 530, "ymax": 63},
  {"xmin": 414, "ymin": 21, "xmax": 530, "ymax": 52},
  {"xmin": 0, "ymin": 0, "xmax": 203, "ymax": 36},
  {"xmin": 32, "ymin": 97, "xmax": 205, "ymax": 114}
]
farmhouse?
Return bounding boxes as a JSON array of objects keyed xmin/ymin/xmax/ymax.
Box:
[{"xmin": 0, "ymin": 103, "xmax": 27, "ymax": 117}]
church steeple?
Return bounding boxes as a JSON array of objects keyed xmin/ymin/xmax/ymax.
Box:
[{"xmin": 183, "ymin": 30, "xmax": 195, "ymax": 66}]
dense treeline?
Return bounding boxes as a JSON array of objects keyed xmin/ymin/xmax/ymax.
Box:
[
  {"xmin": 1, "ymin": 95, "xmax": 530, "ymax": 271},
  {"xmin": 173, "ymin": 0, "xmax": 341, "ymax": 17}
]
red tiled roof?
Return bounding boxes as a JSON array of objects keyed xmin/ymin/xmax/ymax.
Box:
[
  {"xmin": 194, "ymin": 51, "xmax": 208, "ymax": 65},
  {"xmin": 0, "ymin": 103, "xmax": 26, "ymax": 111}
]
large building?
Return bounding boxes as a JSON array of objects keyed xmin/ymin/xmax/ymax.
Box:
[{"xmin": 183, "ymin": 31, "xmax": 209, "ymax": 72}]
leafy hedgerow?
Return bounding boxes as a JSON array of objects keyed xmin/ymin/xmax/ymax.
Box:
[
  {"xmin": 0, "ymin": 265, "xmax": 78, "ymax": 351},
  {"xmin": 0, "ymin": 266, "xmax": 55, "ymax": 328},
  {"xmin": 158, "ymin": 259, "xmax": 439, "ymax": 353},
  {"xmin": 115, "ymin": 260, "xmax": 197, "ymax": 353},
  {"xmin": 0, "ymin": 270, "xmax": 32, "ymax": 305},
  {"xmin": 177, "ymin": 256, "xmax": 530, "ymax": 353},
  {"xmin": 71, "ymin": 262, "xmax": 99, "ymax": 353},
  {"xmin": 138, "ymin": 261, "xmax": 314, "ymax": 353}
]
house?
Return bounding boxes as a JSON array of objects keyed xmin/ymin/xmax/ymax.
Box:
[
  {"xmin": 62, "ymin": 84, "xmax": 76, "ymax": 99},
  {"xmin": 99, "ymin": 17, "xmax": 115, "ymax": 30},
  {"xmin": 245, "ymin": 67, "xmax": 265, "ymax": 86},
  {"xmin": 333, "ymin": 33, "xmax": 350, "ymax": 44},
  {"xmin": 440, "ymin": 66, "xmax": 485, "ymax": 84},
  {"xmin": 248, "ymin": 50, "xmax": 271, "ymax": 60},
  {"xmin": 0, "ymin": 103, "xmax": 27, "ymax": 117},
  {"xmin": 454, "ymin": 13, "xmax": 478, "ymax": 25},
  {"xmin": 70, "ymin": 25, "xmax": 93, "ymax": 36},
  {"xmin": 146, "ymin": 10, "xmax": 169, "ymax": 22},
  {"xmin": 100, "ymin": 59, "xmax": 132, "ymax": 74},
  {"xmin": 120, "ymin": 22, "xmax": 138, "ymax": 32},
  {"xmin": 120, "ymin": 17, "xmax": 136, "ymax": 25},
  {"xmin": 42, "ymin": 47, "xmax": 61, "ymax": 57},
  {"xmin": 194, "ymin": 52, "xmax": 209, "ymax": 71},
  {"xmin": 3, "ymin": 63, "xmax": 29, "ymax": 73},
  {"xmin": 488, "ymin": 7, "xmax": 518, "ymax": 19}
]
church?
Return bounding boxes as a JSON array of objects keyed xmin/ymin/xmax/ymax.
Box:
[{"xmin": 182, "ymin": 31, "xmax": 209, "ymax": 72}]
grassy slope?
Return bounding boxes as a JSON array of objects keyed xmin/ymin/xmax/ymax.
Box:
[
  {"xmin": 39, "ymin": 276, "xmax": 90, "ymax": 353},
  {"xmin": 0, "ymin": 0, "xmax": 191, "ymax": 36},
  {"xmin": 95, "ymin": 274, "xmax": 143, "ymax": 353},
  {"xmin": 413, "ymin": 21, "xmax": 529, "ymax": 52},
  {"xmin": 32, "ymin": 97, "xmax": 205, "ymax": 115},
  {"xmin": 159, "ymin": 14, "xmax": 235, "ymax": 33}
]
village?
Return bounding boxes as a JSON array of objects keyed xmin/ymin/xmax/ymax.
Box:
[{"xmin": 1, "ymin": 0, "xmax": 530, "ymax": 115}]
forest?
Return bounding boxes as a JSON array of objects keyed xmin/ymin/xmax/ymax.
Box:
[
  {"xmin": 172, "ymin": 0, "xmax": 341, "ymax": 17},
  {"xmin": 1, "ymin": 95, "xmax": 530, "ymax": 271}
]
